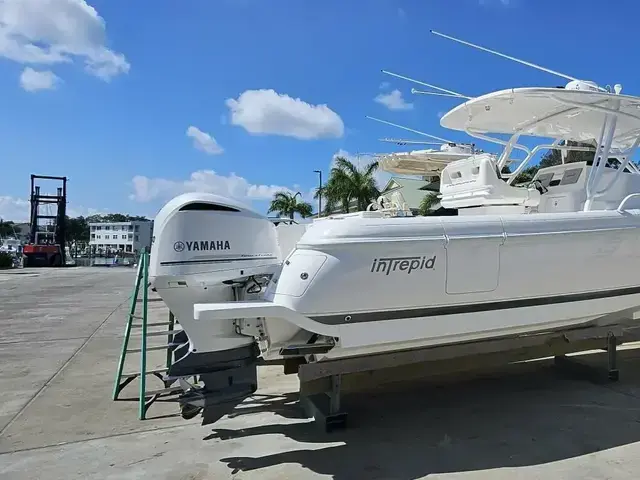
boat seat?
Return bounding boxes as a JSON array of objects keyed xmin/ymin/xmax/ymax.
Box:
[{"xmin": 439, "ymin": 154, "xmax": 541, "ymax": 209}]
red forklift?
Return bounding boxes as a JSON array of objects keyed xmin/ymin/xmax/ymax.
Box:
[{"xmin": 22, "ymin": 175, "xmax": 68, "ymax": 268}]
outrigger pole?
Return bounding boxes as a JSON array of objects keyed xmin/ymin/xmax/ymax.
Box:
[
  {"xmin": 366, "ymin": 116, "xmax": 455, "ymax": 144},
  {"xmin": 381, "ymin": 70, "xmax": 473, "ymax": 100},
  {"xmin": 379, "ymin": 137, "xmax": 443, "ymax": 146},
  {"xmin": 429, "ymin": 29, "xmax": 615, "ymax": 93}
]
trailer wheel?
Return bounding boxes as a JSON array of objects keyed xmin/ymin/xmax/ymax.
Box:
[{"xmin": 49, "ymin": 254, "xmax": 61, "ymax": 267}]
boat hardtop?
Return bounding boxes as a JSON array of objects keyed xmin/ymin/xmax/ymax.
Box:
[{"xmin": 440, "ymin": 87, "xmax": 640, "ymax": 150}]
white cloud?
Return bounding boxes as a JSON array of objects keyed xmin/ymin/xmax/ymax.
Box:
[
  {"xmin": 19, "ymin": 67, "xmax": 60, "ymax": 92},
  {"xmin": 379, "ymin": 81, "xmax": 390, "ymax": 90},
  {"xmin": 225, "ymin": 89, "xmax": 344, "ymax": 140},
  {"xmin": 186, "ymin": 126, "xmax": 224, "ymax": 155},
  {"xmin": 374, "ymin": 89, "xmax": 414, "ymax": 111},
  {"xmin": 0, "ymin": 196, "xmax": 30, "ymax": 222},
  {"xmin": 0, "ymin": 0, "xmax": 130, "ymax": 83},
  {"xmin": 129, "ymin": 170, "xmax": 296, "ymax": 204},
  {"xmin": 0, "ymin": 195, "xmax": 102, "ymax": 222}
]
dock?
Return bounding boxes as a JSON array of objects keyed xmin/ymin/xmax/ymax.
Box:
[{"xmin": 3, "ymin": 267, "xmax": 640, "ymax": 479}]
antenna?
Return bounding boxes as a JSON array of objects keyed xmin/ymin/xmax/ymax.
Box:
[
  {"xmin": 366, "ymin": 116, "xmax": 455, "ymax": 143},
  {"xmin": 353, "ymin": 151, "xmax": 382, "ymax": 169},
  {"xmin": 382, "ymin": 70, "xmax": 472, "ymax": 99},
  {"xmin": 430, "ymin": 30, "xmax": 580, "ymax": 83},
  {"xmin": 379, "ymin": 137, "xmax": 443, "ymax": 146},
  {"xmin": 354, "ymin": 152, "xmax": 380, "ymax": 157}
]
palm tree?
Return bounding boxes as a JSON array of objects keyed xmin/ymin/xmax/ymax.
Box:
[
  {"xmin": 318, "ymin": 156, "xmax": 380, "ymax": 214},
  {"xmin": 418, "ymin": 193, "xmax": 440, "ymax": 216},
  {"xmin": 268, "ymin": 191, "xmax": 313, "ymax": 219},
  {"xmin": 314, "ymin": 183, "xmax": 343, "ymax": 215}
]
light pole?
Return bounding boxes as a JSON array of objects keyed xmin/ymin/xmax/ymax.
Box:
[
  {"xmin": 313, "ymin": 170, "xmax": 322, "ymax": 218},
  {"xmin": 291, "ymin": 191, "xmax": 302, "ymax": 221}
]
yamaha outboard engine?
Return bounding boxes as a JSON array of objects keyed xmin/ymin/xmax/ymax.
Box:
[{"xmin": 149, "ymin": 192, "xmax": 283, "ymax": 423}]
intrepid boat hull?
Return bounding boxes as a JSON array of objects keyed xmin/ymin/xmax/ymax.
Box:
[{"xmin": 249, "ymin": 209, "xmax": 640, "ymax": 357}]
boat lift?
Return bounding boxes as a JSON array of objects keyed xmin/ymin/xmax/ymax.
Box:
[{"xmin": 23, "ymin": 174, "xmax": 68, "ymax": 267}]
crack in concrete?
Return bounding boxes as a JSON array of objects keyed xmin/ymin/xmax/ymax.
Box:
[
  {"xmin": 0, "ymin": 423, "xmax": 191, "ymax": 456},
  {"xmin": 0, "ymin": 337, "xmax": 97, "ymax": 346}
]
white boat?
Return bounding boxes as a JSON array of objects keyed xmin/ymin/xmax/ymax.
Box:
[
  {"xmin": 372, "ymin": 143, "xmax": 499, "ymax": 214},
  {"xmin": 149, "ymin": 29, "xmax": 640, "ymax": 423},
  {"xmin": 149, "ymin": 84, "xmax": 640, "ymax": 424},
  {"xmin": 378, "ymin": 142, "xmax": 485, "ymax": 176},
  {"xmin": 0, "ymin": 237, "xmax": 24, "ymax": 268},
  {"xmin": 0, "ymin": 237, "xmax": 23, "ymax": 254},
  {"xmin": 369, "ymin": 116, "xmax": 502, "ymax": 179}
]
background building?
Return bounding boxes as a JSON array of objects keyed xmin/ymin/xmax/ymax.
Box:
[
  {"xmin": 380, "ymin": 177, "xmax": 441, "ymax": 215},
  {"xmin": 89, "ymin": 220, "xmax": 153, "ymax": 254}
]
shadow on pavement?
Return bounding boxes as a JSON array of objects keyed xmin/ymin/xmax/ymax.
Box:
[{"xmin": 210, "ymin": 349, "xmax": 640, "ymax": 479}]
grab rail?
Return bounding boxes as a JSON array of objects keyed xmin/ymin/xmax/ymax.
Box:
[{"xmin": 616, "ymin": 193, "xmax": 640, "ymax": 212}]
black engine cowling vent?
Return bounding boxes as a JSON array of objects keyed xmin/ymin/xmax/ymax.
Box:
[{"xmin": 179, "ymin": 202, "xmax": 240, "ymax": 212}]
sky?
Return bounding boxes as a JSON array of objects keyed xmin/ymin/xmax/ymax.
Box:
[{"xmin": 1, "ymin": 0, "xmax": 640, "ymax": 221}]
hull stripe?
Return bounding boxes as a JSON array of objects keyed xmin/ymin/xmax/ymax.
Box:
[{"xmin": 309, "ymin": 285, "xmax": 640, "ymax": 325}]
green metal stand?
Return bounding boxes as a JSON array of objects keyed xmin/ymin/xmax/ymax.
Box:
[{"xmin": 112, "ymin": 248, "xmax": 183, "ymax": 419}]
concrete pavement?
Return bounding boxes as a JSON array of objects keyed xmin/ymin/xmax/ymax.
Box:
[{"xmin": 2, "ymin": 267, "xmax": 640, "ymax": 479}]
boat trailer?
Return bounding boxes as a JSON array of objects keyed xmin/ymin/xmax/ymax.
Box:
[{"xmin": 294, "ymin": 323, "xmax": 640, "ymax": 431}]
